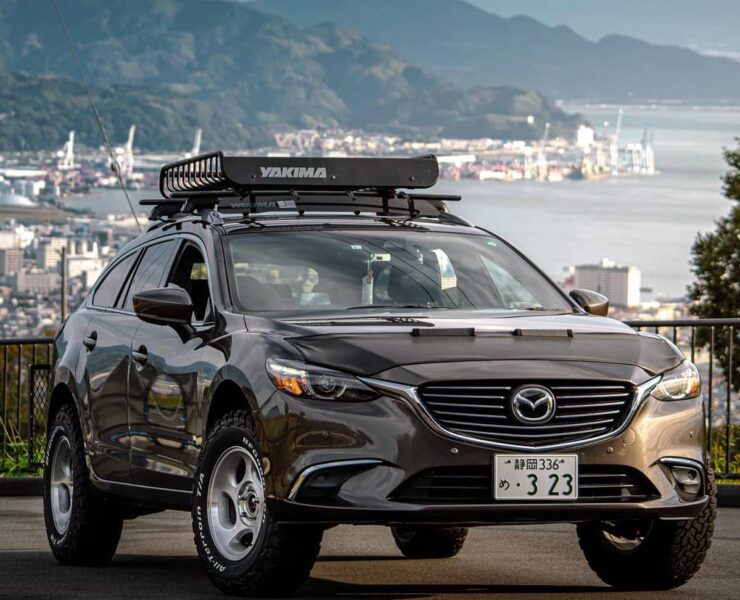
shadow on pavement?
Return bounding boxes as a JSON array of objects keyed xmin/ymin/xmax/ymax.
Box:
[{"xmin": 0, "ymin": 551, "xmax": 614, "ymax": 600}]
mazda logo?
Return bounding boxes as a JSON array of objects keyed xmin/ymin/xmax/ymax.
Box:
[{"xmin": 510, "ymin": 385, "xmax": 556, "ymax": 424}]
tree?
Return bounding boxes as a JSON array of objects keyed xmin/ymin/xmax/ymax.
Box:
[{"xmin": 687, "ymin": 140, "xmax": 740, "ymax": 390}]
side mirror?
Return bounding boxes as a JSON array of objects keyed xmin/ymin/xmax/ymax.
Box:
[
  {"xmin": 569, "ymin": 288, "xmax": 609, "ymax": 316},
  {"xmin": 133, "ymin": 287, "xmax": 193, "ymax": 325}
]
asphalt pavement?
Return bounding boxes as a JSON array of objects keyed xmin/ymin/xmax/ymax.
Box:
[{"xmin": 0, "ymin": 497, "xmax": 737, "ymax": 600}]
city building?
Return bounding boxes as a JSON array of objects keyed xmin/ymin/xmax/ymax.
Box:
[
  {"xmin": 0, "ymin": 248, "xmax": 22, "ymax": 275},
  {"xmin": 571, "ymin": 258, "xmax": 641, "ymax": 308},
  {"xmin": 37, "ymin": 237, "xmax": 68, "ymax": 270},
  {"xmin": 15, "ymin": 271, "xmax": 61, "ymax": 294}
]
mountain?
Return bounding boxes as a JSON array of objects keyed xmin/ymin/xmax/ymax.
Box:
[
  {"xmin": 0, "ymin": 71, "xmax": 254, "ymax": 152},
  {"xmin": 467, "ymin": 0, "xmax": 740, "ymax": 61},
  {"xmin": 253, "ymin": 0, "xmax": 740, "ymax": 102},
  {"xmin": 0, "ymin": 0, "xmax": 581, "ymax": 151}
]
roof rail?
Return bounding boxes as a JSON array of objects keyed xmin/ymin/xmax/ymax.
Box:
[{"xmin": 159, "ymin": 151, "xmax": 439, "ymax": 198}]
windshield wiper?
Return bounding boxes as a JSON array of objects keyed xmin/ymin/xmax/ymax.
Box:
[
  {"xmin": 345, "ymin": 304, "xmax": 447, "ymax": 310},
  {"xmin": 517, "ymin": 307, "xmax": 573, "ymax": 312}
]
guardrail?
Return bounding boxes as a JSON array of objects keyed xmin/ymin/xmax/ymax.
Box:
[{"xmin": 0, "ymin": 319, "xmax": 737, "ymax": 478}]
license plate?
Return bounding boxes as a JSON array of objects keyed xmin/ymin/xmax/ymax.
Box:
[{"xmin": 494, "ymin": 454, "xmax": 578, "ymax": 500}]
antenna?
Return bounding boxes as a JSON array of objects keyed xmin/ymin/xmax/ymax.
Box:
[{"xmin": 51, "ymin": 0, "xmax": 142, "ymax": 231}]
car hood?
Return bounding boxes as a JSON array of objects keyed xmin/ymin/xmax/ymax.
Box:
[{"xmin": 256, "ymin": 312, "xmax": 684, "ymax": 379}]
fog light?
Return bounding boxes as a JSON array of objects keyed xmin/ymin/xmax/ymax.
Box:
[{"xmin": 671, "ymin": 465, "xmax": 701, "ymax": 495}]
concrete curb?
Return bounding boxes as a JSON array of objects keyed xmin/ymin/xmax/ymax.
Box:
[
  {"xmin": 718, "ymin": 483, "xmax": 740, "ymax": 508},
  {"xmin": 0, "ymin": 477, "xmax": 43, "ymax": 497},
  {"xmin": 0, "ymin": 477, "xmax": 738, "ymax": 506}
]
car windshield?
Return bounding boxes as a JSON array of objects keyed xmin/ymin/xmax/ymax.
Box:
[{"xmin": 225, "ymin": 229, "xmax": 571, "ymax": 315}]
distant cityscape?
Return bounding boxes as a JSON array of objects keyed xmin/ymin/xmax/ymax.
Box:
[{"xmin": 0, "ymin": 118, "xmax": 670, "ymax": 337}]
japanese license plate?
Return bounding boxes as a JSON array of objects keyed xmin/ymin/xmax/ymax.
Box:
[{"xmin": 494, "ymin": 454, "xmax": 578, "ymax": 500}]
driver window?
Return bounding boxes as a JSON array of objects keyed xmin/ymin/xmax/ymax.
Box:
[{"xmin": 167, "ymin": 243, "xmax": 212, "ymax": 322}]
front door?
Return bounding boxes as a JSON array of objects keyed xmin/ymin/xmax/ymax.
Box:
[
  {"xmin": 82, "ymin": 251, "xmax": 139, "ymax": 483},
  {"xmin": 127, "ymin": 241, "xmax": 213, "ymax": 490}
]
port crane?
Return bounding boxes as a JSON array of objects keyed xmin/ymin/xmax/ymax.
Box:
[
  {"xmin": 57, "ymin": 130, "xmax": 75, "ymax": 170},
  {"xmin": 536, "ymin": 122, "xmax": 551, "ymax": 181},
  {"xmin": 185, "ymin": 128, "xmax": 202, "ymax": 158},
  {"xmin": 110, "ymin": 125, "xmax": 136, "ymax": 179},
  {"xmin": 609, "ymin": 108, "xmax": 623, "ymax": 171}
]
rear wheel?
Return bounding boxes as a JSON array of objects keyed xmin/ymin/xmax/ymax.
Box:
[
  {"xmin": 391, "ymin": 525, "xmax": 468, "ymax": 558},
  {"xmin": 577, "ymin": 469, "xmax": 716, "ymax": 590},
  {"xmin": 43, "ymin": 404, "xmax": 123, "ymax": 565},
  {"xmin": 192, "ymin": 409, "xmax": 322, "ymax": 596}
]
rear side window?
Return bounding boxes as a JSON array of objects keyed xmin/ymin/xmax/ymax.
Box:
[
  {"xmin": 122, "ymin": 241, "xmax": 177, "ymax": 311},
  {"xmin": 92, "ymin": 253, "xmax": 138, "ymax": 308}
]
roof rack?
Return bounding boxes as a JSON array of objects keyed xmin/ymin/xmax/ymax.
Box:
[
  {"xmin": 159, "ymin": 151, "xmax": 439, "ymax": 198},
  {"xmin": 144, "ymin": 151, "xmax": 464, "ymax": 223}
]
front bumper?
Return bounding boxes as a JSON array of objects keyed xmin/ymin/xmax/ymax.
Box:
[
  {"xmin": 269, "ymin": 496, "xmax": 709, "ymax": 526},
  {"xmin": 257, "ymin": 369, "xmax": 707, "ymax": 526}
]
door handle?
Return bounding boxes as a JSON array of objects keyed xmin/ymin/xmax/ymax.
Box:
[
  {"xmin": 132, "ymin": 346, "xmax": 148, "ymax": 366},
  {"xmin": 83, "ymin": 331, "xmax": 97, "ymax": 351}
]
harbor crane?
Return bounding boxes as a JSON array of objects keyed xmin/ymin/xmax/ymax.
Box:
[
  {"xmin": 536, "ymin": 122, "xmax": 551, "ymax": 181},
  {"xmin": 609, "ymin": 108, "xmax": 623, "ymax": 171},
  {"xmin": 641, "ymin": 127, "xmax": 655, "ymax": 174},
  {"xmin": 57, "ymin": 130, "xmax": 75, "ymax": 170},
  {"xmin": 110, "ymin": 125, "xmax": 136, "ymax": 179},
  {"xmin": 185, "ymin": 128, "xmax": 202, "ymax": 158}
]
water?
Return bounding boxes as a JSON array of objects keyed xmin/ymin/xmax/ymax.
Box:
[
  {"xmin": 434, "ymin": 106, "xmax": 739, "ymax": 298},
  {"xmin": 65, "ymin": 106, "xmax": 740, "ymax": 298}
]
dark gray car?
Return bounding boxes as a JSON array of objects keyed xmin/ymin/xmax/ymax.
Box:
[{"xmin": 44, "ymin": 153, "xmax": 715, "ymax": 596}]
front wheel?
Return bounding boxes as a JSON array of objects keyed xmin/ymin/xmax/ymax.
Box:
[
  {"xmin": 192, "ymin": 409, "xmax": 322, "ymax": 597},
  {"xmin": 391, "ymin": 525, "xmax": 468, "ymax": 558},
  {"xmin": 577, "ymin": 469, "xmax": 716, "ymax": 590}
]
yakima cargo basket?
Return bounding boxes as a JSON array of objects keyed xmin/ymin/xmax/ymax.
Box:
[{"xmin": 159, "ymin": 152, "xmax": 439, "ymax": 198}]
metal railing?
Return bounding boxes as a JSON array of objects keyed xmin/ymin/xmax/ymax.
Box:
[
  {"xmin": 624, "ymin": 318, "xmax": 739, "ymax": 478},
  {"xmin": 0, "ymin": 319, "xmax": 737, "ymax": 477},
  {"xmin": 0, "ymin": 338, "xmax": 53, "ymax": 473}
]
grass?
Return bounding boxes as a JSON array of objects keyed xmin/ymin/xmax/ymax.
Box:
[
  {"xmin": 710, "ymin": 424, "xmax": 740, "ymax": 478},
  {"xmin": 0, "ymin": 417, "xmax": 42, "ymax": 477}
]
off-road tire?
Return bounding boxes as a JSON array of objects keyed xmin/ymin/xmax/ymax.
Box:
[
  {"xmin": 192, "ymin": 409, "xmax": 322, "ymax": 597},
  {"xmin": 392, "ymin": 525, "xmax": 468, "ymax": 558},
  {"xmin": 43, "ymin": 403, "xmax": 124, "ymax": 565},
  {"xmin": 577, "ymin": 469, "xmax": 716, "ymax": 590}
]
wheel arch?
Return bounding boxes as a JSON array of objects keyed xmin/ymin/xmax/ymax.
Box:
[
  {"xmin": 204, "ymin": 371, "xmax": 258, "ymax": 436},
  {"xmin": 47, "ymin": 381, "xmax": 80, "ymax": 434}
]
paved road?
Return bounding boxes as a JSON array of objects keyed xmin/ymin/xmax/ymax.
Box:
[{"xmin": 0, "ymin": 497, "xmax": 737, "ymax": 600}]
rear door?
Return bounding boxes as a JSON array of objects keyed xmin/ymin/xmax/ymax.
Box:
[
  {"xmin": 82, "ymin": 250, "xmax": 139, "ymax": 483},
  {"xmin": 127, "ymin": 239, "xmax": 212, "ymax": 490}
]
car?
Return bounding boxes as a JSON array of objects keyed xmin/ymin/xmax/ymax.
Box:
[{"xmin": 45, "ymin": 152, "xmax": 715, "ymax": 596}]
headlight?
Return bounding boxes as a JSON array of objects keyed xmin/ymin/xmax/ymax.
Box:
[
  {"xmin": 652, "ymin": 361, "xmax": 701, "ymax": 401},
  {"xmin": 266, "ymin": 359, "xmax": 379, "ymax": 402}
]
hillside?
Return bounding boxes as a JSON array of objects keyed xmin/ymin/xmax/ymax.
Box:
[
  {"xmin": 0, "ymin": 71, "xmax": 257, "ymax": 152},
  {"xmin": 0, "ymin": 0, "xmax": 581, "ymax": 151},
  {"xmin": 254, "ymin": 0, "xmax": 740, "ymax": 102},
  {"xmin": 468, "ymin": 0, "xmax": 740, "ymax": 60}
]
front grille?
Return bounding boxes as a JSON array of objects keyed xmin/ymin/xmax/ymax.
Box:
[
  {"xmin": 390, "ymin": 465, "xmax": 659, "ymax": 504},
  {"xmin": 418, "ymin": 380, "xmax": 635, "ymax": 448}
]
